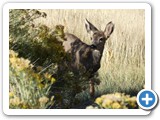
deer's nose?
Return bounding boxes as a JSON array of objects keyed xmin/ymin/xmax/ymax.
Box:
[{"xmin": 92, "ymin": 41, "xmax": 97, "ymax": 45}]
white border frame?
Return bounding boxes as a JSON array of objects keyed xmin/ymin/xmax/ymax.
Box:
[{"xmin": 3, "ymin": 3, "xmax": 151, "ymax": 115}]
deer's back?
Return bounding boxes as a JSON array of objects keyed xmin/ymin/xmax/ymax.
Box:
[{"xmin": 63, "ymin": 33, "xmax": 101, "ymax": 74}]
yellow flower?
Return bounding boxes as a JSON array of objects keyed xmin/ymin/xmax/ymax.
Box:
[
  {"xmin": 38, "ymin": 83, "xmax": 44, "ymax": 89},
  {"xmin": 39, "ymin": 96, "xmax": 49, "ymax": 105},
  {"xmin": 114, "ymin": 93, "xmax": 122, "ymax": 98},
  {"xmin": 112, "ymin": 102, "xmax": 121, "ymax": 109},
  {"xmin": 44, "ymin": 73, "xmax": 52, "ymax": 79},
  {"xmin": 130, "ymin": 97, "xmax": 137, "ymax": 102},
  {"xmin": 9, "ymin": 97, "xmax": 21, "ymax": 106},
  {"xmin": 9, "ymin": 50, "xmax": 18, "ymax": 58},
  {"xmin": 44, "ymin": 73, "xmax": 56, "ymax": 83},
  {"xmin": 130, "ymin": 102, "xmax": 137, "ymax": 108},
  {"xmin": 102, "ymin": 99, "xmax": 113, "ymax": 108},
  {"xmin": 20, "ymin": 58, "xmax": 30, "ymax": 68},
  {"xmin": 51, "ymin": 77, "xmax": 56, "ymax": 84},
  {"xmin": 22, "ymin": 104, "xmax": 28, "ymax": 109},
  {"xmin": 9, "ymin": 92, "xmax": 14, "ymax": 98},
  {"xmin": 9, "ymin": 50, "xmax": 32, "ymax": 71},
  {"xmin": 22, "ymin": 103, "xmax": 29, "ymax": 109},
  {"xmin": 125, "ymin": 98, "xmax": 130, "ymax": 102},
  {"xmin": 94, "ymin": 93, "xmax": 137, "ymax": 109},
  {"xmin": 9, "ymin": 57, "xmax": 17, "ymax": 65},
  {"xmin": 95, "ymin": 98, "xmax": 103, "ymax": 105}
]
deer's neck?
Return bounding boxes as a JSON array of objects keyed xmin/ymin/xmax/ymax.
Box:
[
  {"xmin": 94, "ymin": 43, "xmax": 105, "ymax": 56},
  {"xmin": 91, "ymin": 43, "xmax": 105, "ymax": 66}
]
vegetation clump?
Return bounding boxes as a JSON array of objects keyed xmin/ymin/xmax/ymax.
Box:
[
  {"xmin": 86, "ymin": 93, "xmax": 137, "ymax": 109},
  {"xmin": 9, "ymin": 9, "xmax": 95, "ymax": 109}
]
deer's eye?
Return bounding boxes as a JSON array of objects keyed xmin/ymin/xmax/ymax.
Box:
[{"xmin": 99, "ymin": 38, "xmax": 103, "ymax": 42}]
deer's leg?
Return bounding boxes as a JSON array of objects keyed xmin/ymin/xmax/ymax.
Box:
[{"xmin": 89, "ymin": 79, "xmax": 95, "ymax": 98}]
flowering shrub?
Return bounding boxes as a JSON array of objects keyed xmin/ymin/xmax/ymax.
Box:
[
  {"xmin": 9, "ymin": 50, "xmax": 55, "ymax": 109},
  {"xmin": 9, "ymin": 9, "xmax": 93, "ymax": 109},
  {"xmin": 86, "ymin": 93, "xmax": 137, "ymax": 109},
  {"xmin": 9, "ymin": 9, "xmax": 65, "ymax": 67}
]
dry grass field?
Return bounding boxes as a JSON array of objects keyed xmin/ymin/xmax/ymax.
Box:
[{"xmin": 37, "ymin": 9, "xmax": 145, "ymax": 97}]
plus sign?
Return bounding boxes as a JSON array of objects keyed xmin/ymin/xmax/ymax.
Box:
[{"xmin": 142, "ymin": 93, "xmax": 153, "ymax": 105}]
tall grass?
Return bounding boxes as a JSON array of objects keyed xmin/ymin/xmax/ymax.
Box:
[{"xmin": 36, "ymin": 9, "xmax": 145, "ymax": 96}]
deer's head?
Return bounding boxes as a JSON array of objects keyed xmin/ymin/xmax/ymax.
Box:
[{"xmin": 85, "ymin": 19, "xmax": 114, "ymax": 50}]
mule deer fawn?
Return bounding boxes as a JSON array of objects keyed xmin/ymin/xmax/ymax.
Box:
[{"xmin": 62, "ymin": 19, "xmax": 114, "ymax": 97}]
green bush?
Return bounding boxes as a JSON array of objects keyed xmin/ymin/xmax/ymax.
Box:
[
  {"xmin": 9, "ymin": 50, "xmax": 55, "ymax": 109},
  {"xmin": 9, "ymin": 9, "xmax": 94, "ymax": 109},
  {"xmin": 9, "ymin": 9, "xmax": 65, "ymax": 66}
]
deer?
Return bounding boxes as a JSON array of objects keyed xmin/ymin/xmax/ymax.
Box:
[{"xmin": 58, "ymin": 19, "xmax": 114, "ymax": 98}]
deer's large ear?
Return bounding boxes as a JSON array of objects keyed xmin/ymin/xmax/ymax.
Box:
[
  {"xmin": 85, "ymin": 19, "xmax": 98, "ymax": 34},
  {"xmin": 104, "ymin": 21, "xmax": 114, "ymax": 37}
]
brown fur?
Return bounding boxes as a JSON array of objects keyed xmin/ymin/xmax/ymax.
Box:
[{"xmin": 62, "ymin": 19, "xmax": 114, "ymax": 97}]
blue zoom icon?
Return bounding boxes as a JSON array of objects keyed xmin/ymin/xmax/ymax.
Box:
[{"xmin": 137, "ymin": 89, "xmax": 158, "ymax": 110}]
